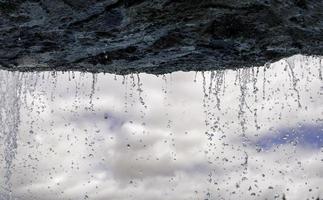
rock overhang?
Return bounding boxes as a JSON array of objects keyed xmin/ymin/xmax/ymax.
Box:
[{"xmin": 0, "ymin": 0, "xmax": 322, "ymax": 74}]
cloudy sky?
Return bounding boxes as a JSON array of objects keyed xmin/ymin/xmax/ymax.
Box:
[{"xmin": 0, "ymin": 55, "xmax": 322, "ymax": 200}]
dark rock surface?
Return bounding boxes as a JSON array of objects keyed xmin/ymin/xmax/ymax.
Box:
[{"xmin": 0, "ymin": 0, "xmax": 322, "ymax": 74}]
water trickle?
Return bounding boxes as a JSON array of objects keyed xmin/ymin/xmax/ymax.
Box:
[
  {"xmin": 262, "ymin": 64, "xmax": 269, "ymax": 100},
  {"xmin": 162, "ymin": 74, "xmax": 176, "ymax": 155},
  {"xmin": 206, "ymin": 71, "xmax": 218, "ymax": 141},
  {"xmin": 136, "ymin": 74, "xmax": 147, "ymax": 123},
  {"xmin": 214, "ymin": 71, "xmax": 225, "ymax": 111},
  {"xmin": 129, "ymin": 74, "xmax": 136, "ymax": 108},
  {"xmin": 0, "ymin": 71, "xmax": 23, "ymax": 200},
  {"xmin": 89, "ymin": 73, "xmax": 98, "ymax": 111},
  {"xmin": 194, "ymin": 72, "xmax": 198, "ymax": 82},
  {"xmin": 237, "ymin": 68, "xmax": 252, "ymax": 143},
  {"xmin": 72, "ymin": 75, "xmax": 81, "ymax": 112},
  {"xmin": 202, "ymin": 72, "xmax": 212, "ymax": 139},
  {"xmin": 208, "ymin": 71, "xmax": 215, "ymax": 99},
  {"xmin": 241, "ymin": 151, "xmax": 249, "ymax": 179},
  {"xmin": 319, "ymin": 58, "xmax": 322, "ymax": 81},
  {"xmin": 123, "ymin": 75, "xmax": 129, "ymax": 113},
  {"xmin": 162, "ymin": 74, "xmax": 168, "ymax": 96},
  {"xmin": 201, "ymin": 72, "xmax": 210, "ymax": 131},
  {"xmin": 285, "ymin": 59, "xmax": 302, "ymax": 108},
  {"xmin": 136, "ymin": 74, "xmax": 145, "ymax": 108},
  {"xmin": 252, "ymin": 68, "xmax": 260, "ymax": 130},
  {"xmin": 50, "ymin": 71, "xmax": 58, "ymax": 102},
  {"xmin": 202, "ymin": 72, "xmax": 208, "ymax": 108}
]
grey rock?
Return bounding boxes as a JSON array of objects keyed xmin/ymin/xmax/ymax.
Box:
[{"xmin": 0, "ymin": 0, "xmax": 322, "ymax": 74}]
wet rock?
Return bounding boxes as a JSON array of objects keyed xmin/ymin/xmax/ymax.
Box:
[{"xmin": 0, "ymin": 0, "xmax": 322, "ymax": 74}]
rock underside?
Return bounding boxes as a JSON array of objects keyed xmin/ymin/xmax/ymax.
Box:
[{"xmin": 0, "ymin": 0, "xmax": 322, "ymax": 74}]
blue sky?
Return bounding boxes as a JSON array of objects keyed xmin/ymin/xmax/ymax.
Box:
[{"xmin": 257, "ymin": 124, "xmax": 323, "ymax": 150}]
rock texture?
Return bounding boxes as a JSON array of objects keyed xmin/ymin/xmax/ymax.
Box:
[{"xmin": 0, "ymin": 0, "xmax": 322, "ymax": 74}]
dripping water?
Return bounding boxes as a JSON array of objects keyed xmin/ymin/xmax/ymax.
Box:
[
  {"xmin": 136, "ymin": 74, "xmax": 146, "ymax": 120},
  {"xmin": 237, "ymin": 68, "xmax": 252, "ymax": 144},
  {"xmin": 0, "ymin": 71, "xmax": 23, "ymax": 200},
  {"xmin": 162, "ymin": 74, "xmax": 176, "ymax": 160},
  {"xmin": 252, "ymin": 67, "xmax": 260, "ymax": 130},
  {"xmin": 262, "ymin": 64, "xmax": 268, "ymax": 100},
  {"xmin": 89, "ymin": 73, "xmax": 98, "ymax": 111},
  {"xmin": 214, "ymin": 70, "xmax": 225, "ymax": 111},
  {"xmin": 50, "ymin": 71, "xmax": 58, "ymax": 102},
  {"xmin": 208, "ymin": 71, "xmax": 215, "ymax": 99},
  {"xmin": 201, "ymin": 72, "xmax": 208, "ymax": 119},
  {"xmin": 285, "ymin": 59, "xmax": 302, "ymax": 108},
  {"xmin": 122, "ymin": 75, "xmax": 128, "ymax": 113},
  {"xmin": 194, "ymin": 71, "xmax": 198, "ymax": 83},
  {"xmin": 136, "ymin": 74, "xmax": 145, "ymax": 108},
  {"xmin": 319, "ymin": 58, "xmax": 322, "ymax": 81}
]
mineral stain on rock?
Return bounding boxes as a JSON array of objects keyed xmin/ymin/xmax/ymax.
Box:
[{"xmin": 0, "ymin": 0, "xmax": 322, "ymax": 74}]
